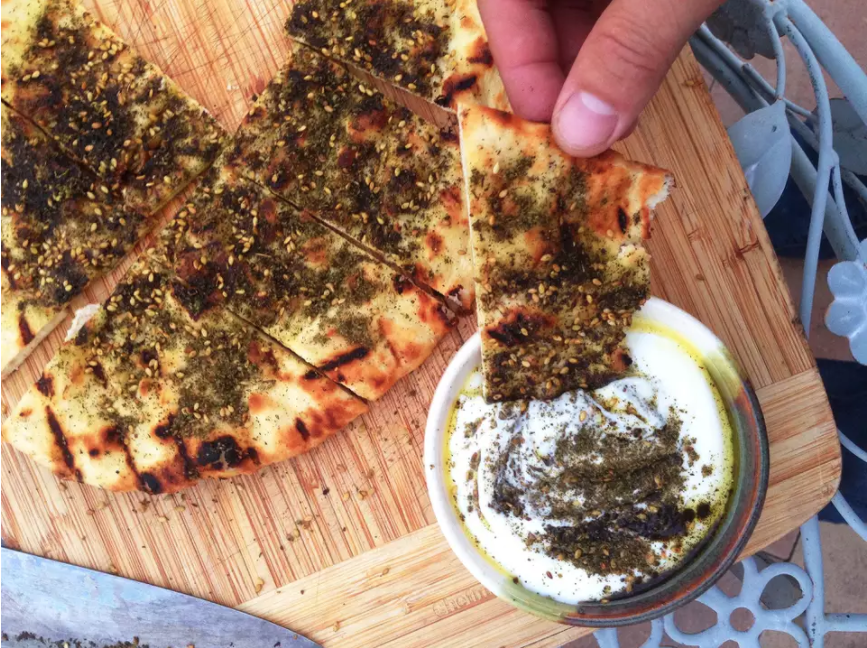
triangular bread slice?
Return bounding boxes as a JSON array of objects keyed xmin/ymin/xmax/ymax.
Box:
[
  {"xmin": 285, "ymin": 0, "xmax": 510, "ymax": 112},
  {"xmin": 1, "ymin": 0, "xmax": 226, "ymax": 215},
  {"xmin": 458, "ymin": 105, "xmax": 672, "ymax": 402},
  {"xmin": 1, "ymin": 281, "xmax": 68, "ymax": 378},
  {"xmin": 1, "ymin": 104, "xmax": 150, "ymax": 376},
  {"xmin": 162, "ymin": 165, "xmax": 454, "ymax": 401},
  {"xmin": 2, "ymin": 254, "xmax": 368, "ymax": 493},
  {"xmin": 224, "ymin": 42, "xmax": 474, "ymax": 311}
]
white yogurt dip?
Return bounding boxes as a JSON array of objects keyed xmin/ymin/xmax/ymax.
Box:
[{"xmin": 445, "ymin": 321, "xmax": 734, "ymax": 603}]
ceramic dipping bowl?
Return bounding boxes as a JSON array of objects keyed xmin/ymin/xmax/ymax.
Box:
[{"xmin": 424, "ymin": 297, "xmax": 769, "ymax": 626}]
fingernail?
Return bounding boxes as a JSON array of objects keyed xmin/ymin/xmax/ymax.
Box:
[{"xmin": 555, "ymin": 92, "xmax": 618, "ymax": 153}]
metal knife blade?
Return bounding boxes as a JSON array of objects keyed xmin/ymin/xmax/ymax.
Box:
[{"xmin": 1, "ymin": 548, "xmax": 321, "ymax": 648}]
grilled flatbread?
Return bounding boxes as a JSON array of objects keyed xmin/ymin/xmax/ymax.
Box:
[
  {"xmin": 1, "ymin": 104, "xmax": 149, "ymax": 376},
  {"xmin": 1, "ymin": 0, "xmax": 225, "ymax": 215},
  {"xmin": 2, "ymin": 254, "xmax": 368, "ymax": 493},
  {"xmin": 459, "ymin": 105, "xmax": 672, "ymax": 402},
  {"xmin": 163, "ymin": 166, "xmax": 454, "ymax": 401},
  {"xmin": 286, "ymin": 0, "xmax": 510, "ymax": 112},
  {"xmin": 1, "ymin": 283, "xmax": 67, "ymax": 378},
  {"xmin": 225, "ymin": 43, "xmax": 473, "ymax": 311}
]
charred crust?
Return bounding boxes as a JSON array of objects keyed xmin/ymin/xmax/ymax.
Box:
[
  {"xmin": 140, "ymin": 348, "xmax": 158, "ymax": 367},
  {"xmin": 154, "ymin": 414, "xmax": 176, "ymax": 440},
  {"xmin": 618, "ymin": 208, "xmax": 629, "ymax": 234},
  {"xmin": 467, "ymin": 42, "xmax": 494, "ymax": 66},
  {"xmin": 454, "ymin": 75, "xmax": 479, "ymax": 92},
  {"xmin": 296, "ymin": 418, "xmax": 310, "ymax": 441},
  {"xmin": 90, "ymin": 361, "xmax": 107, "ymax": 386},
  {"xmin": 485, "ymin": 312, "xmax": 550, "ymax": 348},
  {"xmin": 102, "ymin": 425, "xmax": 123, "ymax": 445},
  {"xmin": 318, "ymin": 346, "xmax": 370, "ymax": 372},
  {"xmin": 18, "ymin": 315, "xmax": 35, "ymax": 345},
  {"xmin": 36, "ymin": 373, "xmax": 54, "ymax": 397},
  {"xmin": 74, "ymin": 325, "xmax": 90, "ymax": 346},
  {"xmin": 45, "ymin": 405, "xmax": 75, "ymax": 472},
  {"xmin": 170, "ymin": 279, "xmax": 215, "ymax": 321},
  {"xmin": 439, "ymin": 128, "xmax": 459, "ymax": 143},
  {"xmin": 436, "ymin": 74, "xmax": 478, "ymax": 107},
  {"xmin": 174, "ymin": 438, "xmax": 199, "ymax": 481},
  {"xmin": 197, "ymin": 435, "xmax": 249, "ymax": 471},
  {"xmin": 140, "ymin": 472, "xmax": 163, "ymax": 494}
]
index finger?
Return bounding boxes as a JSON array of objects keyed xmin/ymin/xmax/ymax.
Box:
[{"xmin": 478, "ymin": 0, "xmax": 565, "ymax": 121}]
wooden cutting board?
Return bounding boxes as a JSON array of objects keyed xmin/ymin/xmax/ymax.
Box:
[{"xmin": 1, "ymin": 1, "xmax": 841, "ymax": 646}]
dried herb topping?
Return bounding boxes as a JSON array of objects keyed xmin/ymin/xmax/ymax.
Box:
[
  {"xmin": 225, "ymin": 43, "xmax": 471, "ymax": 309},
  {"xmin": 4, "ymin": 0, "xmax": 225, "ymax": 213},
  {"xmin": 470, "ymin": 158, "xmax": 650, "ymax": 401},
  {"xmin": 2, "ymin": 106, "xmax": 147, "ymax": 310},
  {"xmin": 287, "ymin": 0, "xmax": 450, "ymax": 103}
]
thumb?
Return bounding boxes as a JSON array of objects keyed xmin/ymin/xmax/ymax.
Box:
[{"xmin": 552, "ymin": 0, "xmax": 722, "ymax": 157}]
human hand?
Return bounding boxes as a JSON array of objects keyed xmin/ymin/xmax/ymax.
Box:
[{"xmin": 478, "ymin": 0, "xmax": 724, "ymax": 156}]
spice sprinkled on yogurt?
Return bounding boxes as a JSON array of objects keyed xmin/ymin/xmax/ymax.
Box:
[{"xmin": 445, "ymin": 322, "xmax": 734, "ymax": 603}]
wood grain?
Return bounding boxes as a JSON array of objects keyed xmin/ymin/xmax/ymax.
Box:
[
  {"xmin": 233, "ymin": 368, "xmax": 840, "ymax": 648},
  {"xmin": 0, "ymin": 1, "xmax": 840, "ymax": 645}
]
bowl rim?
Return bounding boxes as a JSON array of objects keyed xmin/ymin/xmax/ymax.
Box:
[{"xmin": 424, "ymin": 297, "xmax": 769, "ymax": 626}]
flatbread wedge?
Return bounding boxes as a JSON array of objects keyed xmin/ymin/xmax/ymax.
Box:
[
  {"xmin": 225, "ymin": 42, "xmax": 474, "ymax": 311},
  {"xmin": 1, "ymin": 104, "xmax": 149, "ymax": 376},
  {"xmin": 1, "ymin": 283, "xmax": 67, "ymax": 378},
  {"xmin": 2, "ymin": 254, "xmax": 368, "ymax": 493},
  {"xmin": 459, "ymin": 105, "xmax": 673, "ymax": 402},
  {"xmin": 1, "ymin": 0, "xmax": 226, "ymax": 215},
  {"xmin": 163, "ymin": 165, "xmax": 454, "ymax": 401},
  {"xmin": 286, "ymin": 0, "xmax": 510, "ymax": 112}
]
